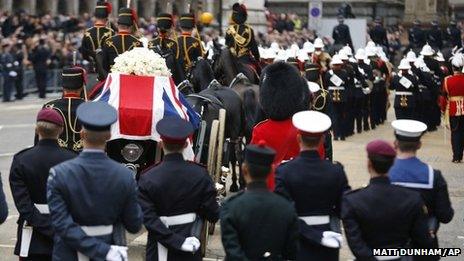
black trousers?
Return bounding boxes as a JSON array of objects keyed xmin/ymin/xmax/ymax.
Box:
[
  {"xmin": 2, "ymin": 74, "xmax": 13, "ymax": 102},
  {"xmin": 20, "ymin": 254, "xmax": 52, "ymax": 261},
  {"xmin": 395, "ymin": 107, "xmax": 415, "ymax": 120},
  {"xmin": 34, "ymin": 69, "xmax": 47, "ymax": 98},
  {"xmin": 15, "ymin": 72, "xmax": 23, "ymax": 99},
  {"xmin": 450, "ymin": 116, "xmax": 464, "ymax": 161},
  {"xmin": 353, "ymin": 95, "xmax": 365, "ymax": 133},
  {"xmin": 332, "ymin": 102, "xmax": 346, "ymax": 139}
]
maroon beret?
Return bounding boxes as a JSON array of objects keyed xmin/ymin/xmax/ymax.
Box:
[
  {"xmin": 366, "ymin": 139, "xmax": 396, "ymax": 157},
  {"xmin": 36, "ymin": 108, "xmax": 64, "ymax": 127}
]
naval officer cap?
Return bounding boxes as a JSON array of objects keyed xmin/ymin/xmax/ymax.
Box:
[
  {"xmin": 366, "ymin": 139, "xmax": 396, "ymax": 157},
  {"xmin": 77, "ymin": 101, "xmax": 117, "ymax": 131},
  {"xmin": 293, "ymin": 110, "xmax": 332, "ymax": 137},
  {"xmin": 245, "ymin": 140, "xmax": 276, "ymax": 167},
  {"xmin": 156, "ymin": 116, "xmax": 193, "ymax": 144},
  {"xmin": 391, "ymin": 119, "xmax": 427, "ymax": 142}
]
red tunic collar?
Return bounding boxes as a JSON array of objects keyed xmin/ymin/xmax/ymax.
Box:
[
  {"xmin": 181, "ymin": 32, "xmax": 191, "ymax": 36},
  {"xmin": 63, "ymin": 93, "xmax": 81, "ymax": 99}
]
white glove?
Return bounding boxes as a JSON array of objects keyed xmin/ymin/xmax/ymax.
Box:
[
  {"xmin": 9, "ymin": 71, "xmax": 18, "ymax": 77},
  {"xmin": 181, "ymin": 237, "xmax": 201, "ymax": 253},
  {"xmin": 106, "ymin": 245, "xmax": 128, "ymax": 261},
  {"xmin": 320, "ymin": 231, "xmax": 343, "ymax": 248}
]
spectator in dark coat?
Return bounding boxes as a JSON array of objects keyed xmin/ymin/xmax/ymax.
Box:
[{"xmin": 29, "ymin": 39, "xmax": 51, "ymax": 99}]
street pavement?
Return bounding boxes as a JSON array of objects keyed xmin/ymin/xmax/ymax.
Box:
[{"xmin": 0, "ymin": 96, "xmax": 463, "ymax": 260}]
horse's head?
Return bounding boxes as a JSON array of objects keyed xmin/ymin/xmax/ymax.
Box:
[{"xmin": 188, "ymin": 57, "xmax": 215, "ymax": 92}]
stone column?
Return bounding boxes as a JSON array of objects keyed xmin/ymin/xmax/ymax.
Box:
[
  {"xmin": 46, "ymin": 0, "xmax": 59, "ymax": 16},
  {"xmin": 110, "ymin": 0, "xmax": 119, "ymax": 17},
  {"xmin": 22, "ymin": 0, "xmax": 37, "ymax": 14},
  {"xmin": 87, "ymin": 0, "xmax": 97, "ymax": 14},
  {"xmin": 140, "ymin": 0, "xmax": 156, "ymax": 18},
  {"xmin": 2, "ymin": 0, "xmax": 13, "ymax": 12},
  {"xmin": 404, "ymin": 0, "xmax": 449, "ymax": 23},
  {"xmin": 66, "ymin": 0, "xmax": 79, "ymax": 16}
]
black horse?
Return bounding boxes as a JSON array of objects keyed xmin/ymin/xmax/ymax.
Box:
[
  {"xmin": 213, "ymin": 48, "xmax": 260, "ymax": 86},
  {"xmin": 187, "ymin": 58, "xmax": 247, "ymax": 191}
]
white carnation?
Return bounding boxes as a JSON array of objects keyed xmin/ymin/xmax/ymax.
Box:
[{"xmin": 111, "ymin": 47, "xmax": 172, "ymax": 77}]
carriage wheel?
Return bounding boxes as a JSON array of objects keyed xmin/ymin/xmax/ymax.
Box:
[
  {"xmin": 207, "ymin": 120, "xmax": 219, "ymax": 176},
  {"xmin": 214, "ymin": 109, "xmax": 227, "ymax": 184}
]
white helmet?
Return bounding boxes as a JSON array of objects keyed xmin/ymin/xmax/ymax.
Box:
[
  {"xmin": 275, "ymin": 49, "xmax": 288, "ymax": 62},
  {"xmin": 286, "ymin": 48, "xmax": 297, "ymax": 59},
  {"xmin": 303, "ymin": 41, "xmax": 315, "ymax": 53},
  {"xmin": 365, "ymin": 46, "xmax": 377, "ymax": 57},
  {"xmin": 314, "ymin": 38, "xmax": 324, "ymax": 48},
  {"xmin": 414, "ymin": 58, "xmax": 430, "ymax": 72},
  {"xmin": 406, "ymin": 50, "xmax": 417, "ymax": 62},
  {"xmin": 366, "ymin": 40, "xmax": 376, "ymax": 49},
  {"xmin": 297, "ymin": 49, "xmax": 309, "ymax": 62},
  {"xmin": 420, "ymin": 43, "xmax": 434, "ymax": 56},
  {"xmin": 355, "ymin": 48, "xmax": 366, "ymax": 60},
  {"xmin": 270, "ymin": 42, "xmax": 280, "ymax": 51},
  {"xmin": 398, "ymin": 58, "xmax": 411, "ymax": 70},
  {"xmin": 338, "ymin": 50, "xmax": 349, "ymax": 61},
  {"xmin": 451, "ymin": 53, "xmax": 464, "ymax": 68},
  {"xmin": 330, "ymin": 54, "xmax": 344, "ymax": 65},
  {"xmin": 342, "ymin": 45, "xmax": 353, "ymax": 56},
  {"xmin": 435, "ymin": 52, "xmax": 445, "ymax": 62},
  {"xmin": 266, "ymin": 48, "xmax": 276, "ymax": 60}
]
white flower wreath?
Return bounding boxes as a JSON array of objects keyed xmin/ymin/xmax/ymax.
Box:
[{"xmin": 111, "ymin": 47, "xmax": 172, "ymax": 77}]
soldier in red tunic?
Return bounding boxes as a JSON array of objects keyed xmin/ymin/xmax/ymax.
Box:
[
  {"xmin": 440, "ymin": 55, "xmax": 464, "ymax": 163},
  {"xmin": 251, "ymin": 62, "xmax": 324, "ymax": 190}
]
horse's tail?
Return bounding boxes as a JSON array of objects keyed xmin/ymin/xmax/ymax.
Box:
[{"xmin": 242, "ymin": 88, "xmax": 257, "ymax": 142}]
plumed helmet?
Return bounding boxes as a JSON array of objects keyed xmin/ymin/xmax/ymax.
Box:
[
  {"xmin": 95, "ymin": 1, "xmax": 112, "ymax": 19},
  {"xmin": 118, "ymin": 7, "xmax": 137, "ymax": 26},
  {"xmin": 179, "ymin": 13, "xmax": 196, "ymax": 29},
  {"xmin": 231, "ymin": 2, "xmax": 247, "ymax": 24},
  {"xmin": 157, "ymin": 13, "xmax": 173, "ymax": 31},
  {"xmin": 259, "ymin": 62, "xmax": 309, "ymax": 120}
]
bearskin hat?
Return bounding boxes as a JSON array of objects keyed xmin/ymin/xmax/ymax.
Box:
[
  {"xmin": 259, "ymin": 62, "xmax": 309, "ymax": 120},
  {"xmin": 231, "ymin": 3, "xmax": 247, "ymax": 24}
]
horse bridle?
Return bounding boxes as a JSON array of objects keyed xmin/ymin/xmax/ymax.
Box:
[{"xmin": 228, "ymin": 73, "xmax": 249, "ymax": 88}]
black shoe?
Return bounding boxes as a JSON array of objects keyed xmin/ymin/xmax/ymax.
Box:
[
  {"xmin": 340, "ymin": 137, "xmax": 346, "ymax": 141},
  {"xmin": 364, "ymin": 126, "xmax": 370, "ymax": 131},
  {"xmin": 452, "ymin": 159, "xmax": 462, "ymax": 164}
]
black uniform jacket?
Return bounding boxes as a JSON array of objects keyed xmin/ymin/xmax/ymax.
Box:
[
  {"xmin": 137, "ymin": 153, "xmax": 219, "ymax": 261},
  {"xmin": 342, "ymin": 177, "xmax": 433, "ymax": 261},
  {"xmin": 101, "ymin": 31, "xmax": 141, "ymax": 72},
  {"xmin": 225, "ymin": 24, "xmax": 260, "ymax": 61},
  {"xmin": 40, "ymin": 96, "xmax": 85, "ymax": 153},
  {"xmin": 220, "ymin": 181, "xmax": 299, "ymax": 261},
  {"xmin": 177, "ymin": 33, "xmax": 204, "ymax": 72},
  {"xmin": 9, "ymin": 139, "xmax": 76, "ymax": 256},
  {"xmin": 389, "ymin": 73, "xmax": 419, "ymax": 109},
  {"xmin": 81, "ymin": 23, "xmax": 114, "ymax": 62}
]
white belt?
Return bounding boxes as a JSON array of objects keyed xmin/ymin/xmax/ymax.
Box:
[
  {"xmin": 355, "ymin": 84, "xmax": 363, "ymax": 88},
  {"xmin": 299, "ymin": 215, "xmax": 330, "ymax": 225},
  {"xmin": 395, "ymin": 91, "xmax": 413, "ymax": 96},
  {"xmin": 328, "ymin": 87, "xmax": 345, "ymax": 91},
  {"xmin": 19, "ymin": 204, "xmax": 51, "ymax": 257},
  {"xmin": 158, "ymin": 213, "xmax": 196, "ymax": 261},
  {"xmin": 376, "ymin": 255, "xmax": 400, "ymax": 260},
  {"xmin": 77, "ymin": 225, "xmax": 114, "ymax": 261}
]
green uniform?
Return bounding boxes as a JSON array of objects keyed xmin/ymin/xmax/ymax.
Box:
[{"xmin": 220, "ymin": 181, "xmax": 299, "ymax": 260}]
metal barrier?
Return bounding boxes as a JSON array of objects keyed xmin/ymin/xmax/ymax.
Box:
[{"xmin": 0, "ymin": 69, "xmax": 98, "ymax": 97}]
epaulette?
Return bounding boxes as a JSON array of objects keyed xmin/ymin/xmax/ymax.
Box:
[{"xmin": 253, "ymin": 119, "xmax": 269, "ymax": 128}]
